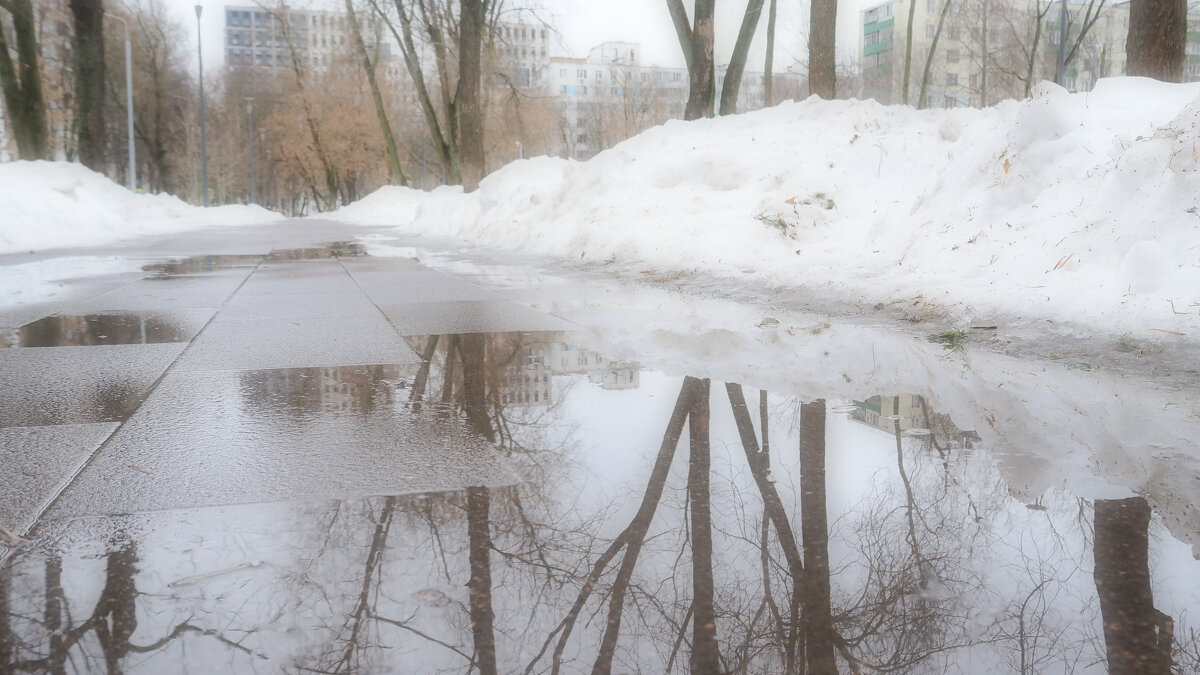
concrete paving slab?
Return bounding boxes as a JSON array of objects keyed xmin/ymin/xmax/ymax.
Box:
[
  {"xmin": 236, "ymin": 263, "xmax": 361, "ymax": 295},
  {"xmin": 1, "ymin": 309, "xmax": 215, "ymax": 348},
  {"xmin": 348, "ymin": 269, "xmax": 502, "ymax": 305},
  {"xmin": 378, "ymin": 300, "xmax": 576, "ymax": 335},
  {"xmin": 217, "ymin": 292, "xmax": 380, "ymax": 320},
  {"xmin": 0, "ymin": 343, "xmax": 185, "ymax": 427},
  {"xmin": 63, "ymin": 273, "xmax": 249, "ymax": 312},
  {"xmin": 0, "ymin": 423, "xmax": 119, "ymax": 535},
  {"xmin": 174, "ymin": 314, "xmax": 421, "ymax": 371},
  {"xmin": 43, "ymin": 368, "xmax": 520, "ymax": 518}
]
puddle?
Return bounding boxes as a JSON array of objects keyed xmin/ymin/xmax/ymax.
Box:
[
  {"xmin": 141, "ymin": 254, "xmax": 263, "ymax": 277},
  {"xmin": 266, "ymin": 241, "xmax": 367, "ymax": 261},
  {"xmin": 3, "ymin": 323, "xmax": 1199, "ymax": 673},
  {"xmin": 0, "ymin": 312, "xmax": 205, "ymax": 348}
]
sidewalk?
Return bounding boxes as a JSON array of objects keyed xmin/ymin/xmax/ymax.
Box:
[{"xmin": 0, "ymin": 219, "xmax": 571, "ymax": 540}]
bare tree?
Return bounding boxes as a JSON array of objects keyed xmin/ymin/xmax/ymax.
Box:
[
  {"xmin": 0, "ymin": 0, "xmax": 48, "ymax": 158},
  {"xmin": 1127, "ymin": 0, "xmax": 1187, "ymax": 81},
  {"xmin": 69, "ymin": 0, "xmax": 107, "ymax": 171},
  {"xmin": 763, "ymin": 0, "xmax": 778, "ymax": 106},
  {"xmin": 721, "ymin": 0, "xmax": 764, "ymax": 114},
  {"xmin": 459, "ymin": 0, "xmax": 486, "ymax": 190},
  {"xmin": 810, "ymin": 0, "xmax": 837, "ymax": 97},
  {"xmin": 344, "ymin": 0, "xmax": 407, "ymax": 186},
  {"xmin": 918, "ymin": 0, "xmax": 954, "ymax": 108}
]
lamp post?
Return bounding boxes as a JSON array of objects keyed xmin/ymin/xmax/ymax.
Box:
[
  {"xmin": 195, "ymin": 4, "xmax": 209, "ymax": 206},
  {"xmin": 106, "ymin": 12, "xmax": 135, "ymax": 192},
  {"xmin": 245, "ymin": 97, "xmax": 255, "ymax": 204}
]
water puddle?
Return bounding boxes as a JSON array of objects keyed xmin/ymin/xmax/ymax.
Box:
[
  {"xmin": 3, "ymin": 323, "xmax": 1198, "ymax": 673},
  {"xmin": 266, "ymin": 241, "xmax": 368, "ymax": 262},
  {"xmin": 141, "ymin": 254, "xmax": 263, "ymax": 277},
  {"xmin": 0, "ymin": 311, "xmax": 205, "ymax": 348}
]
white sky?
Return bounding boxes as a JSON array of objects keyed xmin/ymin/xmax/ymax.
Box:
[{"xmin": 172, "ymin": 0, "xmax": 865, "ymax": 75}]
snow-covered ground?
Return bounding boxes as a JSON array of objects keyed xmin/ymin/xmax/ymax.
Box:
[
  {"xmin": 332, "ymin": 77, "xmax": 1200, "ymax": 340},
  {"xmin": 0, "ymin": 160, "xmax": 282, "ymax": 255}
]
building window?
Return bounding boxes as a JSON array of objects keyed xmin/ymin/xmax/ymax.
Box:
[
  {"xmin": 577, "ymin": 68, "xmax": 587, "ymax": 78},
  {"xmin": 595, "ymin": 70, "xmax": 602, "ymax": 80},
  {"xmin": 946, "ymin": 72, "xmax": 958, "ymax": 86},
  {"xmin": 560, "ymin": 68, "xmax": 566, "ymax": 77},
  {"xmin": 947, "ymin": 49, "xmax": 958, "ymax": 63}
]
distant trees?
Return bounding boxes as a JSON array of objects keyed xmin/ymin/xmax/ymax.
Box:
[{"xmin": 1127, "ymin": 0, "xmax": 1187, "ymax": 81}]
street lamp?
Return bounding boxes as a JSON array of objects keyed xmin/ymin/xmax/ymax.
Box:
[
  {"xmin": 106, "ymin": 12, "xmax": 135, "ymax": 192},
  {"xmin": 195, "ymin": 4, "xmax": 209, "ymax": 206},
  {"xmin": 245, "ymin": 97, "xmax": 255, "ymax": 204}
]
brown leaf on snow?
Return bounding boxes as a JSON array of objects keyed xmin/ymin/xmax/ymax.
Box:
[
  {"xmin": 640, "ymin": 270, "xmax": 657, "ymax": 275},
  {"xmin": 1052, "ymin": 253, "xmax": 1073, "ymax": 270},
  {"xmin": 1002, "ymin": 158, "xmax": 1012, "ymax": 173}
]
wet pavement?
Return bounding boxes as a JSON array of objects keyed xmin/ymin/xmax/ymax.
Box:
[{"xmin": 2, "ymin": 220, "xmax": 1199, "ymax": 673}]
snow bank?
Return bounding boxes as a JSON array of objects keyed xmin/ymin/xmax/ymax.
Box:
[
  {"xmin": 0, "ymin": 161, "xmax": 283, "ymax": 254},
  {"xmin": 332, "ymin": 77, "xmax": 1200, "ymax": 337}
]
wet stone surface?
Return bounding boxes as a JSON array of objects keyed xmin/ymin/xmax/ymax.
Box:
[
  {"xmin": 2, "ymin": 230, "xmax": 1199, "ymax": 674},
  {"xmin": 0, "ymin": 343, "xmax": 186, "ymax": 427},
  {"xmin": 0, "ymin": 423, "xmax": 118, "ymax": 535}
]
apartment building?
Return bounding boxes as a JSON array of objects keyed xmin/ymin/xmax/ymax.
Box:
[{"xmin": 862, "ymin": 0, "xmax": 1198, "ymax": 107}]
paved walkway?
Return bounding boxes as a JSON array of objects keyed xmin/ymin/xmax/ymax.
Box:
[{"xmin": 0, "ymin": 220, "xmax": 572, "ymax": 541}]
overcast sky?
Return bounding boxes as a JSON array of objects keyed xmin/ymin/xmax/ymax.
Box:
[{"xmin": 172, "ymin": 0, "xmax": 863, "ymax": 75}]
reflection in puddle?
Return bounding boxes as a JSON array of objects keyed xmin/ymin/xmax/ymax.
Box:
[
  {"xmin": 266, "ymin": 241, "xmax": 367, "ymax": 261},
  {"xmin": 2, "ymin": 330, "xmax": 1198, "ymax": 673},
  {"xmin": 141, "ymin": 254, "xmax": 262, "ymax": 277},
  {"xmin": 0, "ymin": 312, "xmax": 199, "ymax": 348}
]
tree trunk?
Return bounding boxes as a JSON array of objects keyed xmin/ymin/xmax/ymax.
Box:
[
  {"xmin": 901, "ymin": 0, "xmax": 917, "ymax": 104},
  {"xmin": 980, "ymin": 1, "xmax": 988, "ymax": 106},
  {"xmin": 1094, "ymin": 498, "xmax": 1173, "ymax": 674},
  {"xmin": 0, "ymin": 0, "xmax": 49, "ymax": 159},
  {"xmin": 685, "ymin": 0, "xmax": 715, "ymax": 120},
  {"xmin": 665, "ymin": 0, "xmax": 694, "ymax": 72},
  {"xmin": 458, "ymin": 0, "xmax": 485, "ymax": 191},
  {"xmin": 345, "ymin": 0, "xmax": 406, "ymax": 186},
  {"xmin": 764, "ymin": 0, "xmax": 777, "ymax": 106},
  {"xmin": 720, "ymin": 0, "xmax": 765, "ymax": 115},
  {"xmin": 809, "ymin": 0, "xmax": 838, "ymax": 97},
  {"xmin": 459, "ymin": 332, "xmax": 493, "ymax": 442},
  {"xmin": 1025, "ymin": 2, "xmax": 1048, "ymax": 98},
  {"xmin": 687, "ymin": 378, "xmax": 721, "ymax": 673},
  {"xmin": 69, "ymin": 0, "xmax": 107, "ymax": 172},
  {"xmin": 800, "ymin": 400, "xmax": 836, "ymax": 673},
  {"xmin": 1127, "ymin": 0, "xmax": 1186, "ymax": 82},
  {"xmin": 466, "ymin": 487, "xmax": 499, "ymax": 675},
  {"xmin": 918, "ymin": 0, "xmax": 954, "ymax": 109}
]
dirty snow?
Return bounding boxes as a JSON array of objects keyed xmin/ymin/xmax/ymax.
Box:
[
  {"xmin": 0, "ymin": 160, "xmax": 282, "ymax": 254},
  {"xmin": 331, "ymin": 77, "xmax": 1200, "ymax": 339}
]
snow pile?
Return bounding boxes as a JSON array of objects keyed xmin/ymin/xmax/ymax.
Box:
[
  {"xmin": 332, "ymin": 77, "xmax": 1200, "ymax": 336},
  {"xmin": 0, "ymin": 161, "xmax": 283, "ymax": 254}
]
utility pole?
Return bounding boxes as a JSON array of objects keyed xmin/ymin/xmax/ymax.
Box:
[
  {"xmin": 107, "ymin": 12, "xmax": 136, "ymax": 191},
  {"xmin": 245, "ymin": 97, "xmax": 255, "ymax": 204},
  {"xmin": 195, "ymin": 4, "xmax": 209, "ymax": 206}
]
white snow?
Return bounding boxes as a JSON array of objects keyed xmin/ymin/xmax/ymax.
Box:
[
  {"xmin": 331, "ymin": 77, "xmax": 1200, "ymax": 338},
  {"xmin": 0, "ymin": 160, "xmax": 283, "ymax": 254}
]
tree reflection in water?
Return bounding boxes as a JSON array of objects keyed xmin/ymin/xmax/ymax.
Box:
[{"xmin": 3, "ymin": 334, "xmax": 1200, "ymax": 673}]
